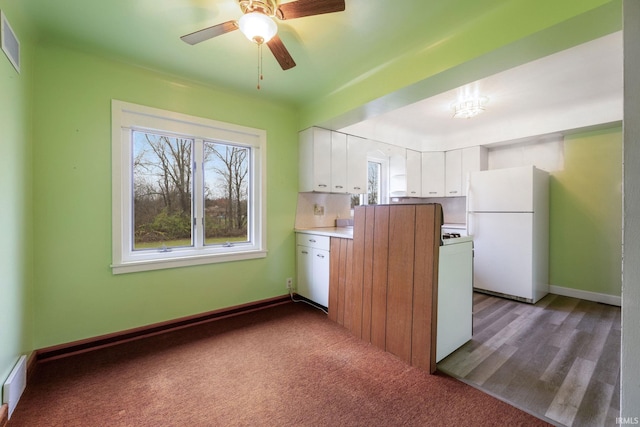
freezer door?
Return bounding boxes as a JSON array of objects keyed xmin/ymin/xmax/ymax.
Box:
[
  {"xmin": 469, "ymin": 212, "xmax": 534, "ymax": 300},
  {"xmin": 468, "ymin": 166, "xmax": 534, "ymax": 212}
]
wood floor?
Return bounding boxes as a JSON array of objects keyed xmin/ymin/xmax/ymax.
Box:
[{"xmin": 437, "ymin": 292, "xmax": 620, "ymax": 427}]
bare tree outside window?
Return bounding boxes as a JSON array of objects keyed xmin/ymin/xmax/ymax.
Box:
[
  {"xmin": 132, "ymin": 131, "xmax": 193, "ymax": 250},
  {"xmin": 204, "ymin": 142, "xmax": 250, "ymax": 244},
  {"xmin": 351, "ymin": 161, "xmax": 382, "ymax": 208},
  {"xmin": 368, "ymin": 161, "xmax": 381, "ymax": 204}
]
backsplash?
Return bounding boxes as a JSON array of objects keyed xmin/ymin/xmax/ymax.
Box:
[
  {"xmin": 294, "ymin": 192, "xmax": 353, "ymax": 228},
  {"xmin": 391, "ymin": 196, "xmax": 467, "ymax": 224}
]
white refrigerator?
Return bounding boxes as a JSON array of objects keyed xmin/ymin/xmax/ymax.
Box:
[{"xmin": 467, "ymin": 165, "xmax": 549, "ymax": 303}]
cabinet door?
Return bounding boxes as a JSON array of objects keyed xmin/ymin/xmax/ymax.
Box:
[
  {"xmin": 331, "ymin": 132, "xmax": 348, "ymax": 193},
  {"xmin": 445, "ymin": 149, "xmax": 462, "ymax": 197},
  {"xmin": 406, "ymin": 149, "xmax": 422, "ymax": 197},
  {"xmin": 312, "ymin": 248, "xmax": 330, "ymax": 307},
  {"xmin": 298, "ymin": 127, "xmax": 331, "ymax": 192},
  {"xmin": 296, "ymin": 245, "xmax": 313, "ymax": 301},
  {"xmin": 421, "ymin": 152, "xmax": 445, "ymax": 197},
  {"xmin": 346, "ymin": 135, "xmax": 368, "ymax": 194},
  {"xmin": 389, "ymin": 150, "xmax": 407, "ymax": 197}
]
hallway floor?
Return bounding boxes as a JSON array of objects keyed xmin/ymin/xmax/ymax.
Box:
[{"xmin": 438, "ymin": 292, "xmax": 620, "ymax": 427}]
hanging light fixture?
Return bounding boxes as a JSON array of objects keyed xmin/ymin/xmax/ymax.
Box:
[
  {"xmin": 451, "ymin": 96, "xmax": 489, "ymax": 119},
  {"xmin": 238, "ymin": 12, "xmax": 278, "ymax": 45},
  {"xmin": 237, "ymin": 12, "xmax": 278, "ymax": 89}
]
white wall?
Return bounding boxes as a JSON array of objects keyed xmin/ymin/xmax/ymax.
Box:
[{"xmin": 487, "ymin": 135, "xmax": 564, "ymax": 173}]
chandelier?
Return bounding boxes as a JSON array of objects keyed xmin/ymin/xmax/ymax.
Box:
[{"xmin": 452, "ymin": 96, "xmax": 489, "ymax": 119}]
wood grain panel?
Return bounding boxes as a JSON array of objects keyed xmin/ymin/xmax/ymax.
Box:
[
  {"xmin": 328, "ymin": 203, "xmax": 443, "ymax": 374},
  {"xmin": 342, "ymin": 239, "xmax": 352, "ymax": 330},
  {"xmin": 343, "ymin": 239, "xmax": 355, "ymax": 332},
  {"xmin": 337, "ymin": 238, "xmax": 348, "ymax": 326},
  {"xmin": 328, "ymin": 238, "xmax": 342, "ymax": 322},
  {"xmin": 361, "ymin": 206, "xmax": 376, "ymax": 342},
  {"xmin": 370, "ymin": 205, "xmax": 390, "ymax": 349},
  {"xmin": 411, "ymin": 205, "xmax": 440, "ymax": 373},
  {"xmin": 349, "ymin": 208, "xmax": 366, "ymax": 338},
  {"xmin": 385, "ymin": 205, "xmax": 416, "ymax": 363}
]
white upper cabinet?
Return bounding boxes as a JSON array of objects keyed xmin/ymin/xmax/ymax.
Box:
[
  {"xmin": 406, "ymin": 149, "xmax": 422, "ymax": 197},
  {"xmin": 330, "ymin": 132, "xmax": 348, "ymax": 193},
  {"xmin": 299, "ymin": 127, "xmax": 368, "ymax": 194},
  {"xmin": 445, "ymin": 146, "xmax": 488, "ymax": 196},
  {"xmin": 422, "ymin": 152, "xmax": 445, "ymax": 197},
  {"xmin": 445, "ymin": 149, "xmax": 463, "ymax": 196},
  {"xmin": 389, "ymin": 148, "xmax": 407, "ymax": 197},
  {"xmin": 299, "ymin": 127, "xmax": 332, "ymax": 192},
  {"xmin": 346, "ymin": 135, "xmax": 368, "ymax": 194}
]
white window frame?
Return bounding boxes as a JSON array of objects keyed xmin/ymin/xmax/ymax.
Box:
[{"xmin": 111, "ymin": 100, "xmax": 267, "ymax": 274}]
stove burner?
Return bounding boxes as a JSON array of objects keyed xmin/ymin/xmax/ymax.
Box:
[{"xmin": 442, "ymin": 233, "xmax": 461, "ymax": 239}]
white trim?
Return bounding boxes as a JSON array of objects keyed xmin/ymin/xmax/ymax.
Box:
[
  {"xmin": 549, "ymin": 285, "xmax": 621, "ymax": 306},
  {"xmin": 111, "ymin": 250, "xmax": 268, "ymax": 275},
  {"xmin": 111, "ymin": 100, "xmax": 267, "ymax": 274}
]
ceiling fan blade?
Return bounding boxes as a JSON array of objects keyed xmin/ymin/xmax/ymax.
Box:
[
  {"xmin": 180, "ymin": 20, "xmax": 238, "ymax": 45},
  {"xmin": 277, "ymin": 0, "xmax": 345, "ymax": 20},
  {"xmin": 266, "ymin": 35, "xmax": 296, "ymax": 70}
]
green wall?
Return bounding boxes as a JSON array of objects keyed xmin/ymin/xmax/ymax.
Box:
[
  {"xmin": 0, "ymin": 1, "xmax": 33, "ymax": 401},
  {"xmin": 550, "ymin": 127, "xmax": 623, "ymax": 296},
  {"xmin": 30, "ymin": 41, "xmax": 299, "ymax": 349},
  {"xmin": 0, "ymin": 0, "xmax": 624, "ymax": 393}
]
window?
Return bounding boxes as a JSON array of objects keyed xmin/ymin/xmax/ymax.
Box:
[
  {"xmin": 351, "ymin": 159, "xmax": 388, "ymax": 208},
  {"xmin": 112, "ymin": 100, "xmax": 266, "ymax": 274}
]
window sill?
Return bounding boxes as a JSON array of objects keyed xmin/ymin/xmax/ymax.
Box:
[{"xmin": 111, "ymin": 250, "xmax": 268, "ymax": 274}]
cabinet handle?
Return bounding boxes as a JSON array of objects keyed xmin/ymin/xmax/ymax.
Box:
[
  {"xmin": 335, "ymin": 185, "xmax": 344, "ymax": 189},
  {"xmin": 353, "ymin": 187, "xmax": 361, "ymax": 190},
  {"xmin": 301, "ymin": 250, "xmax": 309, "ymax": 255},
  {"xmin": 449, "ymin": 191, "xmax": 458, "ymax": 194},
  {"xmin": 429, "ymin": 192, "xmax": 438, "ymax": 194},
  {"xmin": 318, "ymin": 184, "xmax": 328, "ymax": 188},
  {"xmin": 309, "ymin": 239, "xmax": 316, "ymax": 243},
  {"xmin": 317, "ymin": 254, "xmax": 325, "ymax": 259},
  {"xmin": 410, "ymin": 191, "xmax": 417, "ymax": 194}
]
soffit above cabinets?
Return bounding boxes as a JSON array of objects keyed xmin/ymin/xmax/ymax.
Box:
[{"xmin": 339, "ymin": 32, "xmax": 623, "ymax": 152}]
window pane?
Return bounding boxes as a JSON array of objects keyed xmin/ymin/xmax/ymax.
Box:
[
  {"xmin": 368, "ymin": 161, "xmax": 381, "ymax": 205},
  {"xmin": 203, "ymin": 142, "xmax": 250, "ymax": 245},
  {"xmin": 132, "ymin": 131, "xmax": 193, "ymax": 250}
]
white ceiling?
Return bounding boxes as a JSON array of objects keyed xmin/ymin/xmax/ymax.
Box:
[{"xmin": 339, "ymin": 31, "xmax": 623, "ymax": 152}]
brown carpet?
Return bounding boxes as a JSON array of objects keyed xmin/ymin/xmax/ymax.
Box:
[{"xmin": 8, "ymin": 302, "xmax": 550, "ymax": 426}]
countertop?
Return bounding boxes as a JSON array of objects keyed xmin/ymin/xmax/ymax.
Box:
[
  {"xmin": 295, "ymin": 227, "xmax": 354, "ymax": 239},
  {"xmin": 296, "ymin": 226, "xmax": 473, "ymax": 246}
]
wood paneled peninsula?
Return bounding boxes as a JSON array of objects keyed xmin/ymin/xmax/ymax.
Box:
[{"xmin": 295, "ymin": 204, "xmax": 473, "ymax": 374}]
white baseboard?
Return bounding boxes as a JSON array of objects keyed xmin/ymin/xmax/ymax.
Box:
[{"xmin": 549, "ymin": 285, "xmax": 621, "ymax": 306}]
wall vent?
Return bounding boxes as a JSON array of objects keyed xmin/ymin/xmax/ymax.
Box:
[
  {"xmin": 3, "ymin": 355, "xmax": 27, "ymax": 419},
  {"xmin": 1, "ymin": 10, "xmax": 20, "ymax": 73}
]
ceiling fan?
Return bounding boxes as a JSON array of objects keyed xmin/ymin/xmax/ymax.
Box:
[{"xmin": 181, "ymin": 0, "xmax": 346, "ymax": 71}]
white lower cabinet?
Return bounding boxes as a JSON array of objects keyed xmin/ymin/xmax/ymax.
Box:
[{"xmin": 296, "ymin": 233, "xmax": 330, "ymax": 307}]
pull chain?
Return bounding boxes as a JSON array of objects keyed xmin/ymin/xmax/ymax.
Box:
[{"xmin": 257, "ymin": 43, "xmax": 264, "ymax": 90}]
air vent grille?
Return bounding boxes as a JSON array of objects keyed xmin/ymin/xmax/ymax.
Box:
[{"xmin": 1, "ymin": 10, "xmax": 20, "ymax": 73}]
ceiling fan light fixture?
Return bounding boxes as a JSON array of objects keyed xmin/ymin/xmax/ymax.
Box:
[
  {"xmin": 452, "ymin": 96, "xmax": 489, "ymax": 119},
  {"xmin": 239, "ymin": 12, "xmax": 277, "ymax": 44}
]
